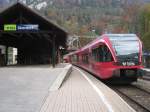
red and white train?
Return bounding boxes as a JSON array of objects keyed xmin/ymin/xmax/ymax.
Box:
[{"xmin": 64, "ymin": 34, "xmax": 144, "ymax": 83}]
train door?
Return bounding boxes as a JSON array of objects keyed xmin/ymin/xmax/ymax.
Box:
[
  {"xmin": 91, "ymin": 46, "xmax": 100, "ymax": 74},
  {"xmin": 89, "ymin": 49, "xmax": 92, "ymax": 71}
]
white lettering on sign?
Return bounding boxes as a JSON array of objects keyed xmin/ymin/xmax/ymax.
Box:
[
  {"xmin": 17, "ymin": 24, "xmax": 39, "ymax": 30},
  {"xmin": 122, "ymin": 62, "xmax": 135, "ymax": 66}
]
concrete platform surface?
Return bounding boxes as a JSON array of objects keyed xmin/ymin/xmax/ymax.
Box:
[
  {"xmin": 143, "ymin": 68, "xmax": 150, "ymax": 72},
  {"xmin": 40, "ymin": 66, "xmax": 136, "ymax": 112},
  {"xmin": 0, "ymin": 64, "xmax": 71, "ymax": 112}
]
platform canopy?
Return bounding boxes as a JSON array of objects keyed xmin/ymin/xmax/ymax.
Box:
[{"xmin": 0, "ymin": 2, "xmax": 68, "ymax": 66}]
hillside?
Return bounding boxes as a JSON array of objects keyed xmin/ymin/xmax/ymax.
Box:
[{"xmin": 0, "ymin": 0, "xmax": 150, "ymax": 35}]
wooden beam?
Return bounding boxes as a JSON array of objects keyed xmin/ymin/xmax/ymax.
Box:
[
  {"xmin": 43, "ymin": 33, "xmax": 53, "ymax": 43},
  {"xmin": 12, "ymin": 18, "xmax": 20, "ymax": 24},
  {"xmin": 0, "ymin": 30, "xmax": 52, "ymax": 34},
  {"xmin": 7, "ymin": 33, "xmax": 20, "ymax": 38},
  {"xmin": 22, "ymin": 17, "xmax": 31, "ymax": 24},
  {"xmin": 25, "ymin": 33, "xmax": 35, "ymax": 39},
  {"xmin": 20, "ymin": 11, "xmax": 23, "ymax": 24}
]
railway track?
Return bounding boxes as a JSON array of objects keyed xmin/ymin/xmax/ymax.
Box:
[
  {"xmin": 111, "ymin": 85, "xmax": 150, "ymax": 112},
  {"xmin": 141, "ymin": 77, "xmax": 150, "ymax": 81}
]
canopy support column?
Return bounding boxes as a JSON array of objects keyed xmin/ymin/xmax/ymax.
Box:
[
  {"xmin": 52, "ymin": 36, "xmax": 56, "ymax": 68},
  {"xmin": 5, "ymin": 46, "xmax": 8, "ymax": 66}
]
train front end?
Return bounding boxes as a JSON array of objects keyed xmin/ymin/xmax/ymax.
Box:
[{"xmin": 106, "ymin": 34, "xmax": 144, "ymax": 83}]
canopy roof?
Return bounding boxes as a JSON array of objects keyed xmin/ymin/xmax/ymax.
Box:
[
  {"xmin": 0, "ymin": 2, "xmax": 68, "ymax": 65},
  {"xmin": 0, "ymin": 2, "xmax": 67, "ymax": 48}
]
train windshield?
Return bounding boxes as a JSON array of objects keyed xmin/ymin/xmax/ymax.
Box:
[{"xmin": 108, "ymin": 35, "xmax": 140, "ymax": 62}]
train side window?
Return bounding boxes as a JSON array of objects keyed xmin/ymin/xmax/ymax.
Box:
[
  {"xmin": 92, "ymin": 49, "xmax": 95, "ymax": 61},
  {"xmin": 70, "ymin": 56, "xmax": 72, "ymax": 62},
  {"xmin": 82, "ymin": 54, "xmax": 89, "ymax": 64},
  {"xmin": 82, "ymin": 55, "xmax": 84, "ymax": 62},
  {"xmin": 76, "ymin": 55, "xmax": 79, "ymax": 62},
  {"xmin": 71, "ymin": 55, "xmax": 79, "ymax": 62},
  {"xmin": 86, "ymin": 54, "xmax": 89, "ymax": 64},
  {"xmin": 71, "ymin": 55, "xmax": 74, "ymax": 62},
  {"xmin": 82, "ymin": 55, "xmax": 85, "ymax": 63},
  {"xmin": 92, "ymin": 48, "xmax": 100, "ymax": 62}
]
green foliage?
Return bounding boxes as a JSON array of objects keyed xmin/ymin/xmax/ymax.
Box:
[
  {"xmin": 142, "ymin": 32, "xmax": 150, "ymax": 50},
  {"xmin": 6, "ymin": 0, "xmax": 150, "ymax": 48},
  {"xmin": 41, "ymin": 0, "xmax": 125, "ymax": 35},
  {"xmin": 138, "ymin": 4, "xmax": 150, "ymax": 50}
]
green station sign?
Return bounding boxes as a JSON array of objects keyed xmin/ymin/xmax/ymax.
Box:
[{"xmin": 4, "ymin": 24, "xmax": 16, "ymax": 31}]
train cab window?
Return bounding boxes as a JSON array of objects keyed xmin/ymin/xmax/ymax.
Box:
[
  {"xmin": 92, "ymin": 45, "xmax": 113, "ymax": 62},
  {"xmin": 103, "ymin": 45, "xmax": 113, "ymax": 62}
]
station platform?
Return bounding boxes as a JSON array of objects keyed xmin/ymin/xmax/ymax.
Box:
[
  {"xmin": 0, "ymin": 64, "xmax": 136, "ymax": 112},
  {"xmin": 0, "ymin": 64, "xmax": 71, "ymax": 112},
  {"xmin": 40, "ymin": 66, "xmax": 136, "ymax": 112}
]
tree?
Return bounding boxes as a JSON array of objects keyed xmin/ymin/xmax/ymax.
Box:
[
  {"xmin": 120, "ymin": 0, "xmax": 142, "ymax": 33},
  {"xmin": 138, "ymin": 4, "xmax": 150, "ymax": 50}
]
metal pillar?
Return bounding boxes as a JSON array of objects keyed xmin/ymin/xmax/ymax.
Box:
[{"xmin": 52, "ymin": 36, "xmax": 56, "ymax": 67}]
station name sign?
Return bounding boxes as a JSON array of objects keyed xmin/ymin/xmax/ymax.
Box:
[
  {"xmin": 17, "ymin": 24, "xmax": 39, "ymax": 30},
  {"xmin": 4, "ymin": 24, "xmax": 39, "ymax": 31}
]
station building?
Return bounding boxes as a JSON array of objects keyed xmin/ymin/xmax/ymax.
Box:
[{"xmin": 0, "ymin": 2, "xmax": 68, "ymax": 67}]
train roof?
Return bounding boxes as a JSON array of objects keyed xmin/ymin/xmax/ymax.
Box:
[
  {"xmin": 66, "ymin": 34, "xmax": 139, "ymax": 56},
  {"xmin": 103, "ymin": 34, "xmax": 139, "ymax": 41},
  {"xmin": 103, "ymin": 34, "xmax": 137, "ymax": 37}
]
